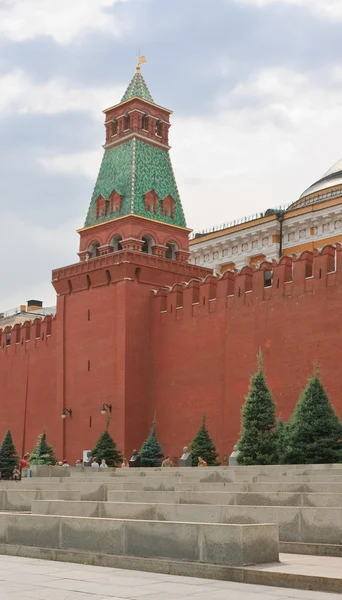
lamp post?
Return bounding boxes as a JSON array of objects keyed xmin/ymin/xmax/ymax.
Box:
[{"xmin": 100, "ymin": 403, "xmax": 112, "ymax": 415}]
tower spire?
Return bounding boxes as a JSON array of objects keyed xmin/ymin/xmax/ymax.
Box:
[
  {"xmin": 78, "ymin": 63, "xmax": 190, "ymax": 263},
  {"xmin": 121, "ymin": 57, "xmax": 154, "ymax": 104}
]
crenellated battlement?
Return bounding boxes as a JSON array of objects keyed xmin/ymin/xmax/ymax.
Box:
[
  {"xmin": 0, "ymin": 314, "xmax": 55, "ymax": 351},
  {"xmin": 153, "ymin": 244, "xmax": 342, "ymax": 316},
  {"xmin": 52, "ymin": 249, "xmax": 210, "ymax": 295}
]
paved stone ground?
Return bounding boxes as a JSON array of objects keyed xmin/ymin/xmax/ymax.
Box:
[{"xmin": 0, "ymin": 555, "xmax": 341, "ymax": 600}]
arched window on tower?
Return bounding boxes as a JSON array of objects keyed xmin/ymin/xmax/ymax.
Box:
[
  {"xmin": 111, "ymin": 235, "xmax": 123, "ymax": 252},
  {"xmin": 123, "ymin": 113, "xmax": 130, "ymax": 131},
  {"xmin": 141, "ymin": 235, "xmax": 155, "ymax": 255},
  {"xmin": 142, "ymin": 114, "xmax": 149, "ymax": 131},
  {"xmin": 88, "ymin": 241, "xmax": 100, "ymax": 258},
  {"xmin": 165, "ymin": 241, "xmax": 178, "ymax": 260}
]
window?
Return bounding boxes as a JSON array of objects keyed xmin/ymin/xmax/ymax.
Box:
[
  {"xmin": 305, "ymin": 262, "xmax": 313, "ymax": 278},
  {"xmin": 88, "ymin": 242, "xmax": 100, "ymax": 258},
  {"xmin": 161, "ymin": 195, "xmax": 175, "ymax": 218},
  {"xmin": 109, "ymin": 190, "xmax": 122, "ymax": 213},
  {"xmin": 264, "ymin": 270, "xmax": 272, "ymax": 287},
  {"xmin": 6, "ymin": 333, "xmax": 11, "ymax": 346},
  {"xmin": 112, "ymin": 119, "xmax": 118, "ymax": 135},
  {"xmin": 143, "ymin": 190, "xmax": 158, "ymax": 214},
  {"xmin": 142, "ymin": 114, "xmax": 148, "ymax": 130},
  {"xmin": 111, "ymin": 235, "xmax": 123, "ymax": 252},
  {"xmin": 141, "ymin": 235, "xmax": 154, "ymax": 254},
  {"xmin": 165, "ymin": 241, "xmax": 178, "ymax": 260},
  {"xmin": 123, "ymin": 113, "xmax": 130, "ymax": 130},
  {"xmin": 96, "ymin": 195, "xmax": 108, "ymax": 219},
  {"xmin": 156, "ymin": 120, "xmax": 162, "ymax": 136}
]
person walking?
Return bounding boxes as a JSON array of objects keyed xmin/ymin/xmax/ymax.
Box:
[
  {"xmin": 198, "ymin": 456, "xmax": 207, "ymax": 467},
  {"xmin": 161, "ymin": 456, "xmax": 173, "ymax": 467},
  {"xmin": 100, "ymin": 459, "xmax": 108, "ymax": 468},
  {"xmin": 91, "ymin": 458, "xmax": 99, "ymax": 468},
  {"xmin": 121, "ymin": 458, "xmax": 129, "ymax": 468}
]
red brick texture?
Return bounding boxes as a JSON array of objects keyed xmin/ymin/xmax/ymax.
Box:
[{"xmin": 1, "ymin": 244, "xmax": 341, "ymax": 464}]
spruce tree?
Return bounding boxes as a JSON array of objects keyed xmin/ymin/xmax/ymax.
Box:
[
  {"xmin": 238, "ymin": 352, "xmax": 278, "ymax": 465},
  {"xmin": 140, "ymin": 425, "xmax": 164, "ymax": 467},
  {"xmin": 275, "ymin": 418, "xmax": 288, "ymax": 464},
  {"xmin": 0, "ymin": 430, "xmax": 19, "ymax": 479},
  {"xmin": 91, "ymin": 430, "xmax": 123, "ymax": 467},
  {"xmin": 30, "ymin": 432, "xmax": 57, "ymax": 465},
  {"xmin": 283, "ymin": 368, "xmax": 342, "ymax": 464},
  {"xmin": 191, "ymin": 416, "xmax": 219, "ymax": 466}
]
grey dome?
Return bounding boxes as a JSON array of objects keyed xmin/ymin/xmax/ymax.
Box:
[{"xmin": 289, "ymin": 159, "xmax": 342, "ymax": 210}]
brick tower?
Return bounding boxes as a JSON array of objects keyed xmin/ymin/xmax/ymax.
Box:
[{"xmin": 52, "ymin": 62, "xmax": 209, "ymax": 459}]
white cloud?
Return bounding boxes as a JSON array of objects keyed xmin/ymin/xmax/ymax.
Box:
[
  {"xmin": 170, "ymin": 67, "xmax": 342, "ymax": 230},
  {"xmin": 0, "ymin": 0, "xmax": 129, "ymax": 44},
  {"xmin": 0, "ymin": 214, "xmax": 80, "ymax": 309},
  {"xmin": 38, "ymin": 150, "xmax": 102, "ymax": 178},
  {"xmin": 235, "ymin": 0, "xmax": 342, "ymax": 20},
  {"xmin": 0, "ymin": 70, "xmax": 124, "ymax": 118}
]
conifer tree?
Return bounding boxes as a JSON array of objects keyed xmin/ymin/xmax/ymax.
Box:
[
  {"xmin": 30, "ymin": 432, "xmax": 57, "ymax": 465},
  {"xmin": 191, "ymin": 415, "xmax": 219, "ymax": 466},
  {"xmin": 0, "ymin": 430, "xmax": 19, "ymax": 479},
  {"xmin": 91, "ymin": 429, "xmax": 123, "ymax": 467},
  {"xmin": 238, "ymin": 352, "xmax": 278, "ymax": 465},
  {"xmin": 283, "ymin": 367, "xmax": 342, "ymax": 464},
  {"xmin": 275, "ymin": 418, "xmax": 288, "ymax": 464},
  {"xmin": 140, "ymin": 423, "xmax": 164, "ymax": 467}
]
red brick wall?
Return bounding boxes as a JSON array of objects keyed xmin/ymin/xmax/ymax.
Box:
[
  {"xmin": 0, "ymin": 318, "xmax": 58, "ymax": 457},
  {"xmin": 150, "ymin": 246, "xmax": 342, "ymax": 460},
  {"xmin": 1, "ymin": 245, "xmax": 342, "ymax": 464}
]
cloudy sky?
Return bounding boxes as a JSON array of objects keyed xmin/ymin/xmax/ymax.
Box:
[{"xmin": 1, "ymin": 0, "xmax": 342, "ymax": 309}]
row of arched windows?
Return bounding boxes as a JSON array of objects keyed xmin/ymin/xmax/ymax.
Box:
[
  {"xmin": 108, "ymin": 114, "xmax": 164, "ymax": 137},
  {"xmin": 87, "ymin": 236, "xmax": 178, "ymax": 259}
]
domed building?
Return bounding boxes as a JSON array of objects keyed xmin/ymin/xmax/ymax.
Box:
[
  {"xmin": 190, "ymin": 159, "xmax": 342, "ymax": 273},
  {"xmin": 290, "ymin": 159, "xmax": 342, "ymax": 209}
]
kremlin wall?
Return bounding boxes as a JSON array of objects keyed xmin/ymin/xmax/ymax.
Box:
[{"xmin": 1, "ymin": 66, "xmax": 342, "ymax": 464}]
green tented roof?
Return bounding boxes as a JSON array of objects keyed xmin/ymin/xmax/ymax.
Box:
[
  {"xmin": 121, "ymin": 70, "xmax": 154, "ymax": 104},
  {"xmin": 84, "ymin": 138, "xmax": 186, "ymax": 229}
]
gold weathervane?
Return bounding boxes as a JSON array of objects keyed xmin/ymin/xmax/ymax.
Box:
[{"xmin": 136, "ymin": 55, "xmax": 147, "ymax": 72}]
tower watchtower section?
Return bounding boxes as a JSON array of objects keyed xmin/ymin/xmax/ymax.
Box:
[
  {"xmin": 51, "ymin": 62, "xmax": 210, "ymax": 459},
  {"xmin": 77, "ymin": 64, "xmax": 190, "ymax": 264}
]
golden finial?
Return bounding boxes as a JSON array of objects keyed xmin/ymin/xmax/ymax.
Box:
[{"xmin": 136, "ymin": 54, "xmax": 147, "ymax": 72}]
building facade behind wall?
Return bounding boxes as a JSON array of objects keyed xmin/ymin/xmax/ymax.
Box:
[{"xmin": 1, "ymin": 66, "xmax": 342, "ymax": 464}]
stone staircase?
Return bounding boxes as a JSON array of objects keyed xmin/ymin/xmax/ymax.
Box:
[{"xmin": 0, "ymin": 464, "xmax": 342, "ymax": 593}]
